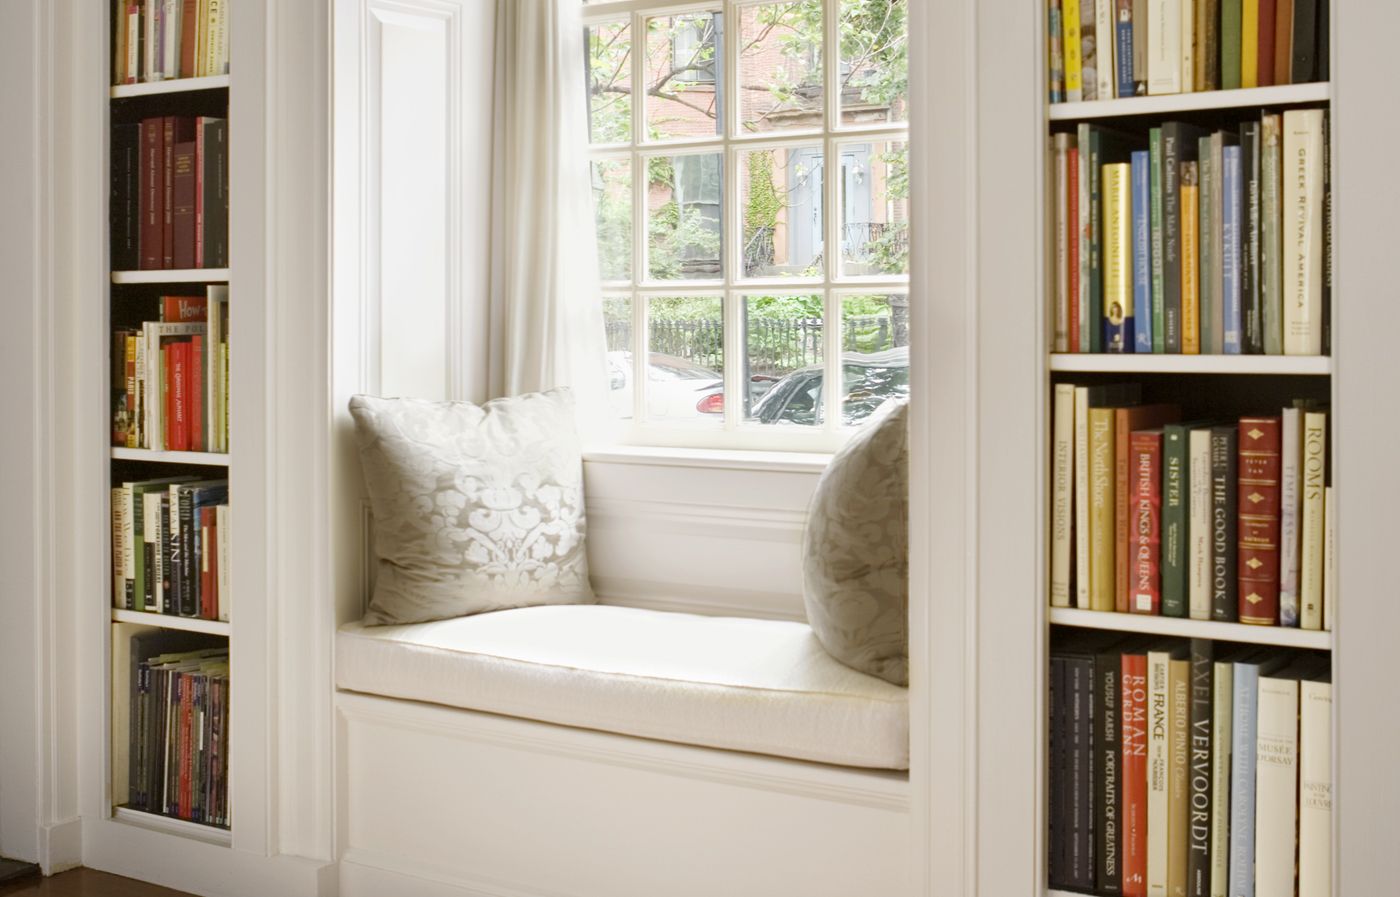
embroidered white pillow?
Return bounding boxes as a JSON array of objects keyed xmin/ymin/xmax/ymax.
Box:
[{"xmin": 349, "ymin": 389, "xmax": 596, "ymax": 625}]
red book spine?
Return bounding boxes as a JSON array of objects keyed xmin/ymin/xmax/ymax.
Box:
[
  {"xmin": 180, "ymin": 0, "xmax": 200, "ymax": 78},
  {"xmin": 195, "ymin": 119, "xmax": 205, "ymax": 268},
  {"xmin": 1238, "ymin": 416, "xmax": 1282, "ymax": 623},
  {"xmin": 190, "ymin": 335, "xmax": 204, "ymax": 452},
  {"xmin": 161, "ymin": 295, "xmax": 207, "ymax": 322},
  {"xmin": 162, "ymin": 117, "xmax": 175, "ymax": 268},
  {"xmin": 171, "ymin": 140, "xmax": 197, "ymax": 269},
  {"xmin": 1068, "ymin": 146, "xmax": 1080, "ymax": 354},
  {"xmin": 1258, "ymin": 0, "xmax": 1279, "ymax": 86},
  {"xmin": 139, "ymin": 118, "xmax": 163, "ymax": 269},
  {"xmin": 171, "ymin": 341, "xmax": 188, "ymax": 451},
  {"xmin": 200, "ymin": 507, "xmax": 215, "ymax": 619},
  {"xmin": 1120, "ymin": 653, "xmax": 1148, "ymax": 897},
  {"xmin": 1129, "ymin": 430, "xmax": 1163, "ymax": 614},
  {"xmin": 162, "ymin": 343, "xmax": 174, "ymax": 449}
]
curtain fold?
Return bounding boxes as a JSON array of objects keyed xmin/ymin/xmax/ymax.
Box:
[{"xmin": 489, "ymin": 0, "xmax": 608, "ymax": 429}]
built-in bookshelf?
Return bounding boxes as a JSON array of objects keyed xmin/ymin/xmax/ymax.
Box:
[
  {"xmin": 1043, "ymin": 2, "xmax": 1335, "ymax": 895},
  {"xmin": 107, "ymin": 1, "xmax": 233, "ymax": 839}
]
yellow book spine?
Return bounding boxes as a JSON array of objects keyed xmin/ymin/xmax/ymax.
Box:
[
  {"xmin": 1180, "ymin": 161, "xmax": 1200, "ymax": 355},
  {"xmin": 1089, "ymin": 407, "xmax": 1116, "ymax": 612},
  {"xmin": 1300, "ymin": 411, "xmax": 1327, "ymax": 630},
  {"xmin": 1242, "ymin": 0, "xmax": 1260, "ymax": 88},
  {"xmin": 1103, "ymin": 163, "xmax": 1133, "ymax": 348},
  {"xmin": 1064, "ymin": 0, "xmax": 1084, "ymax": 101}
]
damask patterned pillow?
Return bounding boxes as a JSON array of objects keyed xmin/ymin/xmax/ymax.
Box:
[
  {"xmin": 801, "ymin": 399, "xmax": 909, "ymax": 686},
  {"xmin": 349, "ymin": 389, "xmax": 596, "ymax": 625}
]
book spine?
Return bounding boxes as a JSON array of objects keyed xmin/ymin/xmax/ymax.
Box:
[
  {"xmin": 1198, "ymin": 0, "xmax": 1220, "ymax": 89},
  {"xmin": 1283, "ymin": 109, "xmax": 1324, "ymax": 355},
  {"xmin": 111, "ymin": 124, "xmax": 141, "ymax": 271},
  {"xmin": 1221, "ymin": 0, "xmax": 1243, "ymax": 88},
  {"xmin": 1069, "ymin": 658, "xmax": 1092, "ymax": 888},
  {"xmin": 1133, "ymin": 152, "xmax": 1153, "ymax": 353},
  {"xmin": 1322, "ymin": 110, "xmax": 1331, "ymax": 355},
  {"xmin": 126, "ymin": 5, "xmax": 140, "ymax": 84},
  {"xmin": 1241, "ymin": 122, "xmax": 1262, "ymax": 355},
  {"xmin": 131, "ymin": 486, "xmax": 147, "ymax": 609},
  {"xmin": 1221, "ymin": 146, "xmax": 1243, "ymax": 355},
  {"xmin": 180, "ymin": 0, "xmax": 198, "ymax": 77},
  {"xmin": 171, "ymin": 141, "xmax": 197, "ymax": 270},
  {"xmin": 144, "ymin": 493, "xmax": 161, "ymax": 612},
  {"xmin": 1147, "ymin": 651, "xmax": 1171, "ymax": 897},
  {"xmin": 1089, "ymin": 130, "xmax": 1107, "ymax": 353},
  {"xmin": 1253, "ymin": 676, "xmax": 1300, "ymax": 897},
  {"xmin": 1210, "ymin": 134, "xmax": 1226, "ymax": 355},
  {"xmin": 216, "ymin": 504, "xmax": 230, "ymax": 621},
  {"xmin": 1167, "ymin": 658, "xmax": 1191, "ymax": 897},
  {"xmin": 162, "ymin": 116, "xmax": 175, "ymax": 268},
  {"xmin": 1297, "ymin": 680, "xmax": 1331, "ymax": 897},
  {"xmin": 1076, "ymin": 388, "xmax": 1094, "ymax": 608},
  {"xmin": 1238, "ymin": 417, "xmax": 1282, "ymax": 624},
  {"xmin": 1066, "ymin": 0, "xmax": 1085, "ymax": 101},
  {"xmin": 1290, "ymin": 0, "xmax": 1317, "ymax": 81},
  {"xmin": 1147, "ymin": 0, "xmax": 1181, "ymax": 94},
  {"xmin": 1050, "ymin": 0, "xmax": 1066, "ymax": 103},
  {"xmin": 1227, "ymin": 663, "xmax": 1260, "ymax": 897},
  {"xmin": 158, "ymin": 495, "xmax": 173, "ymax": 613},
  {"xmin": 1180, "ymin": 161, "xmax": 1200, "ymax": 354},
  {"xmin": 1260, "ymin": 114, "xmax": 1283, "ymax": 355},
  {"xmin": 1079, "ymin": 0, "xmax": 1098, "ymax": 101},
  {"xmin": 1209, "ymin": 427, "xmax": 1238, "ymax": 622},
  {"xmin": 1090, "ymin": 407, "xmax": 1117, "ymax": 611},
  {"xmin": 171, "ymin": 341, "xmax": 187, "ymax": 451},
  {"xmin": 1258, "ymin": 0, "xmax": 1278, "ymax": 84},
  {"xmin": 1186, "ymin": 642, "xmax": 1214, "ymax": 897},
  {"xmin": 1132, "ymin": 0, "xmax": 1147, "ymax": 93},
  {"xmin": 1122, "ymin": 654, "xmax": 1150, "ymax": 897},
  {"xmin": 1104, "ymin": 163, "xmax": 1134, "ymax": 353},
  {"xmin": 1322, "ymin": 486, "xmax": 1333, "ymax": 632},
  {"xmin": 1055, "ymin": 135, "xmax": 1071, "ymax": 354},
  {"xmin": 112, "ymin": 488, "xmax": 127, "ymax": 607},
  {"xmin": 1070, "ymin": 146, "xmax": 1082, "ymax": 353},
  {"xmin": 1241, "ymin": 0, "xmax": 1260, "ymax": 86},
  {"xmin": 1050, "ymin": 657, "xmax": 1067, "ymax": 887},
  {"xmin": 1180, "ymin": 0, "xmax": 1195, "ymax": 91},
  {"xmin": 1208, "ymin": 663, "xmax": 1232, "ymax": 897},
  {"xmin": 1097, "ymin": 0, "xmax": 1118, "ymax": 100},
  {"xmin": 168, "ymin": 486, "xmax": 182, "ymax": 615},
  {"xmin": 139, "ymin": 118, "xmax": 163, "ymax": 269},
  {"xmin": 200, "ymin": 507, "xmax": 215, "ymax": 618},
  {"xmin": 1116, "ymin": 0, "xmax": 1136, "ymax": 97},
  {"xmin": 1198, "ymin": 136, "xmax": 1215, "ymax": 355},
  {"xmin": 1052, "ymin": 385, "xmax": 1076, "ymax": 607},
  {"xmin": 1299, "ymin": 410, "xmax": 1326, "ymax": 629},
  {"xmin": 1278, "ymin": 407, "xmax": 1302, "ymax": 626},
  {"xmin": 191, "ymin": 336, "xmax": 204, "ymax": 452},
  {"xmin": 207, "ymin": 120, "xmax": 228, "ymax": 267},
  {"xmin": 1078, "ymin": 123, "xmax": 1093, "ymax": 353},
  {"xmin": 1162, "ymin": 425, "xmax": 1190, "ymax": 616},
  {"xmin": 180, "ymin": 489, "xmax": 196, "ymax": 616},
  {"xmin": 1162, "ymin": 126, "xmax": 1182, "ymax": 352},
  {"xmin": 1188, "ymin": 429, "xmax": 1212, "ymax": 620},
  {"xmin": 1130, "ymin": 431, "xmax": 1163, "ymax": 614},
  {"xmin": 1150, "ymin": 129, "xmax": 1166, "ymax": 352},
  {"xmin": 1099, "ymin": 651, "xmax": 1123, "ymax": 894}
]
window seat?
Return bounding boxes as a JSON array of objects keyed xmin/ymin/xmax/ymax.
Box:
[{"xmin": 336, "ymin": 604, "xmax": 909, "ymax": 770}]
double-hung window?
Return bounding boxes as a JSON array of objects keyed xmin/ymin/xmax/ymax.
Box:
[{"xmin": 585, "ymin": 0, "xmax": 909, "ymax": 450}]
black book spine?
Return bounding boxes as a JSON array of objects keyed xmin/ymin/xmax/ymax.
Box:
[
  {"xmin": 203, "ymin": 119, "xmax": 229, "ymax": 268},
  {"xmin": 150, "ymin": 667, "xmax": 166, "ymax": 814},
  {"xmin": 130, "ymin": 660, "xmax": 143, "ymax": 808},
  {"xmin": 1050, "ymin": 657, "xmax": 1064, "ymax": 887},
  {"xmin": 1292, "ymin": 0, "xmax": 1319, "ymax": 82},
  {"xmin": 142, "ymin": 539, "xmax": 155, "ymax": 612},
  {"xmin": 1187, "ymin": 639, "xmax": 1215, "ymax": 897},
  {"xmin": 169, "ymin": 490, "xmax": 183, "ymax": 616},
  {"xmin": 1209, "ymin": 427, "xmax": 1238, "ymax": 622},
  {"xmin": 1317, "ymin": 0, "xmax": 1330, "ymax": 80},
  {"xmin": 112, "ymin": 123, "xmax": 141, "ymax": 270},
  {"xmin": 1241, "ymin": 121, "xmax": 1262, "ymax": 354},
  {"xmin": 1069, "ymin": 657, "xmax": 1093, "ymax": 890},
  {"xmin": 180, "ymin": 489, "xmax": 197, "ymax": 616},
  {"xmin": 1097, "ymin": 651, "xmax": 1122, "ymax": 894},
  {"xmin": 159, "ymin": 495, "xmax": 174, "ymax": 614}
]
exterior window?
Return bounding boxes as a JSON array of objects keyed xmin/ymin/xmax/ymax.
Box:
[{"xmin": 586, "ymin": 0, "xmax": 909, "ymax": 449}]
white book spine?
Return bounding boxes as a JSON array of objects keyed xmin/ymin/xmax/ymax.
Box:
[
  {"xmin": 1096, "ymin": 0, "xmax": 1116, "ymax": 100},
  {"xmin": 112, "ymin": 488, "xmax": 127, "ymax": 607},
  {"xmin": 1052, "ymin": 384, "xmax": 1076, "ymax": 606},
  {"xmin": 217, "ymin": 503, "xmax": 230, "ymax": 622},
  {"xmin": 1147, "ymin": 650, "xmax": 1171, "ymax": 897},
  {"xmin": 1075, "ymin": 387, "xmax": 1093, "ymax": 608},
  {"xmin": 1283, "ymin": 109, "xmax": 1325, "ymax": 356},
  {"xmin": 1323, "ymin": 487, "xmax": 1335, "ymax": 632},
  {"xmin": 1147, "ymin": 0, "xmax": 1181, "ymax": 94},
  {"xmin": 1208, "ymin": 661, "xmax": 1233, "ymax": 897},
  {"xmin": 163, "ymin": 0, "xmax": 179, "ymax": 79},
  {"xmin": 1178, "ymin": 0, "xmax": 1194, "ymax": 93},
  {"xmin": 144, "ymin": 492, "xmax": 162, "ymax": 613},
  {"xmin": 144, "ymin": 0, "xmax": 157, "ymax": 81},
  {"xmin": 122, "ymin": 487, "xmax": 137, "ymax": 590},
  {"xmin": 1188, "ymin": 429, "xmax": 1213, "ymax": 620},
  {"xmin": 1253, "ymin": 676, "xmax": 1300, "ymax": 897},
  {"xmin": 1298, "ymin": 680, "xmax": 1332, "ymax": 897},
  {"xmin": 126, "ymin": 8, "xmax": 140, "ymax": 84},
  {"xmin": 1278, "ymin": 407, "xmax": 1303, "ymax": 626},
  {"xmin": 144, "ymin": 324, "xmax": 162, "ymax": 451},
  {"xmin": 1300, "ymin": 412, "xmax": 1327, "ymax": 630},
  {"xmin": 1055, "ymin": 136, "xmax": 1070, "ymax": 354}
]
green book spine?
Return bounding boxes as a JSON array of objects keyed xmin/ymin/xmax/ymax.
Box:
[
  {"xmin": 1089, "ymin": 128, "xmax": 1105, "ymax": 353},
  {"xmin": 131, "ymin": 485, "xmax": 146, "ymax": 610},
  {"xmin": 1221, "ymin": 0, "xmax": 1243, "ymax": 89},
  {"xmin": 1150, "ymin": 127, "xmax": 1166, "ymax": 354},
  {"xmin": 1198, "ymin": 135, "xmax": 1215, "ymax": 356},
  {"xmin": 1162, "ymin": 424, "xmax": 1191, "ymax": 617}
]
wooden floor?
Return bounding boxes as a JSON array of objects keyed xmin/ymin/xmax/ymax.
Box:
[{"xmin": 0, "ymin": 869, "xmax": 193, "ymax": 897}]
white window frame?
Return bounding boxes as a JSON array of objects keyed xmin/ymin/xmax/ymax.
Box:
[{"xmin": 586, "ymin": 0, "xmax": 909, "ymax": 452}]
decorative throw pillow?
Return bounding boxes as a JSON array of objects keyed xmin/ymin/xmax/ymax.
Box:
[
  {"xmin": 801, "ymin": 399, "xmax": 909, "ymax": 686},
  {"xmin": 348, "ymin": 388, "xmax": 596, "ymax": 625}
]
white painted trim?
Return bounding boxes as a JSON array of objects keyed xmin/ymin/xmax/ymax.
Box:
[
  {"xmin": 583, "ymin": 444, "xmax": 830, "ymax": 473},
  {"xmin": 593, "ymin": 576, "xmax": 806, "ymax": 621}
]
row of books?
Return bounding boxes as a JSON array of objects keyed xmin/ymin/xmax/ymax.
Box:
[
  {"xmin": 113, "ymin": 0, "xmax": 230, "ymax": 86},
  {"xmin": 112, "ymin": 290, "xmax": 229, "ymax": 452},
  {"xmin": 1051, "ymin": 109, "xmax": 1329, "ymax": 356},
  {"xmin": 1048, "ymin": 639, "xmax": 1329, "ymax": 897},
  {"xmin": 1047, "ymin": 0, "xmax": 1328, "ymax": 104},
  {"xmin": 112, "ymin": 116, "xmax": 229, "ymax": 271},
  {"xmin": 1050, "ymin": 386, "xmax": 1334, "ymax": 630},
  {"xmin": 126, "ymin": 632, "xmax": 229, "ymax": 827},
  {"xmin": 111, "ymin": 477, "xmax": 229, "ymax": 622}
]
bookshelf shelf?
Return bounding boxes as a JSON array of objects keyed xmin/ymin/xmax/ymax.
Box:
[
  {"xmin": 112, "ymin": 806, "xmax": 232, "ymax": 846},
  {"xmin": 111, "ymin": 269, "xmax": 229, "ymax": 284},
  {"xmin": 110, "ymin": 75, "xmax": 230, "ymax": 99},
  {"xmin": 1048, "ymin": 82, "xmax": 1330, "ymax": 121},
  {"xmin": 110, "ymin": 448, "xmax": 230, "ymax": 466},
  {"xmin": 1049, "ymin": 354, "xmax": 1332, "ymax": 375},
  {"xmin": 1049, "ymin": 607, "xmax": 1332, "ymax": 651},
  {"xmin": 112, "ymin": 609, "xmax": 230, "ymax": 636}
]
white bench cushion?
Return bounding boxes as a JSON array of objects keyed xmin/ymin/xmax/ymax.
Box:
[{"xmin": 336, "ymin": 604, "xmax": 909, "ymax": 770}]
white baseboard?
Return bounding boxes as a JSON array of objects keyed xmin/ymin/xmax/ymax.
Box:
[{"xmin": 38, "ymin": 817, "xmax": 81, "ymax": 875}]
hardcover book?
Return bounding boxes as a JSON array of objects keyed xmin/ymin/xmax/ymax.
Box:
[
  {"xmin": 1052, "ymin": 385, "xmax": 1077, "ymax": 607},
  {"xmin": 1186, "ymin": 640, "xmax": 1215, "ymax": 897},
  {"xmin": 1240, "ymin": 122, "xmax": 1263, "ymax": 355},
  {"xmin": 1299, "ymin": 410, "xmax": 1327, "ymax": 629},
  {"xmin": 1260, "ymin": 114, "xmax": 1284, "ymax": 355},
  {"xmin": 1278, "ymin": 407, "xmax": 1303, "ymax": 626},
  {"xmin": 1221, "ymin": 145, "xmax": 1243, "ymax": 355},
  {"xmin": 1098, "ymin": 650, "xmax": 1123, "ymax": 894},
  {"xmin": 1167, "ymin": 657, "xmax": 1191, "ymax": 897},
  {"xmin": 1208, "ymin": 661, "xmax": 1232, "ymax": 897},
  {"xmin": 1146, "ymin": 0, "xmax": 1182, "ymax": 94},
  {"xmin": 1132, "ymin": 151, "xmax": 1153, "ymax": 353},
  {"xmin": 1149, "ymin": 129, "xmax": 1167, "ymax": 352},
  {"xmin": 1129, "ymin": 429, "xmax": 1165, "ymax": 615},
  {"xmin": 1117, "ymin": 406, "xmax": 1180, "ymax": 612},
  {"xmin": 1122, "ymin": 653, "xmax": 1150, "ymax": 897},
  {"xmin": 1238, "ymin": 417, "xmax": 1282, "ymax": 624},
  {"xmin": 1104, "ymin": 162, "xmax": 1135, "ymax": 353},
  {"xmin": 1188, "ymin": 427, "xmax": 1214, "ymax": 620},
  {"xmin": 1180, "ymin": 161, "xmax": 1200, "ymax": 354},
  {"xmin": 1297, "ymin": 679, "xmax": 1332, "ymax": 897},
  {"xmin": 1282, "ymin": 109, "xmax": 1324, "ymax": 356},
  {"xmin": 1209, "ymin": 427, "xmax": 1239, "ymax": 622},
  {"xmin": 1254, "ymin": 675, "xmax": 1300, "ymax": 897}
]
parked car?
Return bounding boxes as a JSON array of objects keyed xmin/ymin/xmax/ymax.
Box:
[
  {"xmin": 749, "ymin": 346, "xmax": 909, "ymax": 426},
  {"xmin": 607, "ymin": 352, "xmax": 781, "ymax": 421}
]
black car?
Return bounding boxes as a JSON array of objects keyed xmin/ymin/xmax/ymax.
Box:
[{"xmin": 749, "ymin": 346, "xmax": 909, "ymax": 426}]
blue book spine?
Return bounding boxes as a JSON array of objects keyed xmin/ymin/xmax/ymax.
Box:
[
  {"xmin": 1229, "ymin": 662, "xmax": 1260, "ymax": 897},
  {"xmin": 1132, "ymin": 151, "xmax": 1152, "ymax": 353},
  {"xmin": 1115, "ymin": 18, "xmax": 1134, "ymax": 98},
  {"xmin": 1222, "ymin": 145, "xmax": 1243, "ymax": 355}
]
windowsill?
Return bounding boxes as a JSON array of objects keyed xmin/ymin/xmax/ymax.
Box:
[{"xmin": 582, "ymin": 443, "xmax": 832, "ymax": 474}]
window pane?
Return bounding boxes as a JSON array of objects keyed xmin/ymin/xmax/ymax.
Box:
[
  {"xmin": 646, "ymin": 153, "xmax": 723, "ymax": 280},
  {"xmin": 591, "ymin": 157, "xmax": 633, "ymax": 282},
  {"xmin": 603, "ymin": 295, "xmax": 634, "ymax": 418},
  {"xmin": 738, "ymin": 1, "xmax": 823, "ymax": 134},
  {"xmin": 838, "ymin": 140, "xmax": 908, "ymax": 276},
  {"xmin": 646, "ymin": 296, "xmax": 725, "ymax": 424},
  {"xmin": 739, "ymin": 145, "xmax": 823, "ymax": 278},
  {"xmin": 645, "ymin": 12, "xmax": 723, "ymax": 141},
  {"xmin": 743, "ymin": 294, "xmax": 823, "ymax": 426},
  {"xmin": 840, "ymin": 292, "xmax": 909, "ymax": 425},
  {"xmin": 839, "ymin": 0, "xmax": 908, "ymax": 125},
  {"xmin": 587, "ymin": 21, "xmax": 632, "ymax": 144}
]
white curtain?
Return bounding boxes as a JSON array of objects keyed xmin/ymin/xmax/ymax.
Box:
[{"xmin": 488, "ymin": 0, "xmax": 608, "ymax": 427}]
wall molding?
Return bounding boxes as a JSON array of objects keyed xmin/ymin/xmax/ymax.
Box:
[
  {"xmin": 593, "ymin": 576, "xmax": 805, "ymax": 621},
  {"xmin": 587, "ymin": 496, "xmax": 806, "ymax": 544}
]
